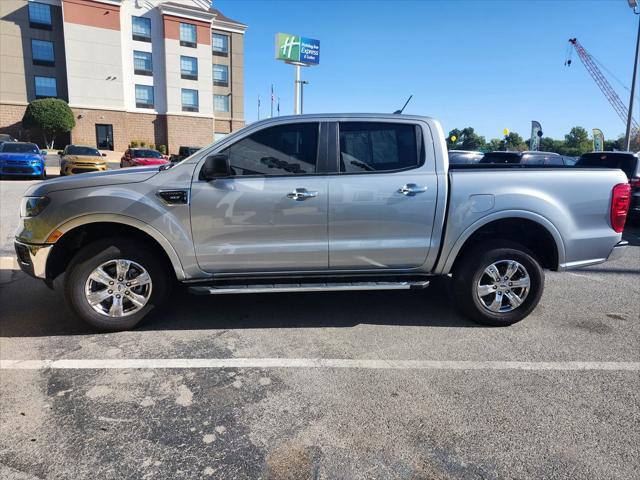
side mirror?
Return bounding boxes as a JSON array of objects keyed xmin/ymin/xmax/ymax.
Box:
[
  {"xmin": 102, "ymin": 153, "xmax": 107, "ymax": 157},
  {"xmin": 200, "ymin": 154, "xmax": 231, "ymax": 181},
  {"xmin": 40, "ymin": 150, "xmax": 48, "ymax": 156}
]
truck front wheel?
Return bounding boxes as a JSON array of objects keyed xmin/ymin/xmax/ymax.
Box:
[
  {"xmin": 452, "ymin": 241, "xmax": 544, "ymax": 326},
  {"xmin": 64, "ymin": 238, "xmax": 172, "ymax": 331}
]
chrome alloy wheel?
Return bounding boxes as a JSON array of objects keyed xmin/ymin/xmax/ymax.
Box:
[
  {"xmin": 84, "ymin": 259, "xmax": 152, "ymax": 317},
  {"xmin": 476, "ymin": 260, "xmax": 530, "ymax": 313}
]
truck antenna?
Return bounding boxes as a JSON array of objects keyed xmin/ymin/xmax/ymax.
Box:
[{"xmin": 393, "ymin": 95, "xmax": 413, "ymax": 114}]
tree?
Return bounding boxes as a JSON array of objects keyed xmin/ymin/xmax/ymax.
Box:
[
  {"xmin": 446, "ymin": 127, "xmax": 486, "ymax": 151},
  {"xmin": 564, "ymin": 126, "xmax": 591, "ymax": 155},
  {"xmin": 503, "ymin": 132, "xmax": 527, "ymax": 151},
  {"xmin": 22, "ymin": 98, "xmax": 75, "ymax": 149}
]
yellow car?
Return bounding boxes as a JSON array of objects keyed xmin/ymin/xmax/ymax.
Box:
[{"xmin": 59, "ymin": 145, "xmax": 108, "ymax": 176}]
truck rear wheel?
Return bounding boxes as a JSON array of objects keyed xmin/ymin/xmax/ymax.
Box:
[
  {"xmin": 452, "ymin": 241, "xmax": 544, "ymax": 326},
  {"xmin": 64, "ymin": 238, "xmax": 172, "ymax": 331}
]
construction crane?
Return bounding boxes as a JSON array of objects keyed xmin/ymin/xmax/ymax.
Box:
[{"xmin": 566, "ymin": 37, "xmax": 638, "ymax": 131}]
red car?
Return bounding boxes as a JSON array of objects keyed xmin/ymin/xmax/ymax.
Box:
[{"xmin": 120, "ymin": 148, "xmax": 169, "ymax": 168}]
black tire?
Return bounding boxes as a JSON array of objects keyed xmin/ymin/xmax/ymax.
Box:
[
  {"xmin": 39, "ymin": 170, "xmax": 46, "ymax": 180},
  {"xmin": 452, "ymin": 241, "xmax": 544, "ymax": 326},
  {"xmin": 64, "ymin": 238, "xmax": 172, "ymax": 331}
]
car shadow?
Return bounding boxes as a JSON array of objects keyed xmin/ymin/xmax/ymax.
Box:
[
  {"xmin": 622, "ymin": 224, "xmax": 640, "ymax": 246},
  {"xmin": 0, "ymin": 274, "xmax": 484, "ymax": 338}
]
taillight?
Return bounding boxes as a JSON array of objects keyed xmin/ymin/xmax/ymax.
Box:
[{"xmin": 610, "ymin": 183, "xmax": 631, "ymax": 233}]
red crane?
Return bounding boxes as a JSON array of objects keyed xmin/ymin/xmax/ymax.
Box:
[{"xmin": 567, "ymin": 37, "xmax": 638, "ymax": 130}]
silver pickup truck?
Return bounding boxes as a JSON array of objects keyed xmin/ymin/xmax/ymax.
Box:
[{"xmin": 14, "ymin": 114, "xmax": 631, "ymax": 331}]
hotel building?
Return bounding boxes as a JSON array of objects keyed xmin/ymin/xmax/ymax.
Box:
[{"xmin": 0, "ymin": 0, "xmax": 246, "ymax": 152}]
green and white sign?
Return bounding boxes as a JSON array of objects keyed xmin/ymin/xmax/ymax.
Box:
[{"xmin": 275, "ymin": 33, "xmax": 320, "ymax": 65}]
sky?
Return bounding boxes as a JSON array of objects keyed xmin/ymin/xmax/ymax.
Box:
[{"xmin": 214, "ymin": 0, "xmax": 640, "ymax": 140}]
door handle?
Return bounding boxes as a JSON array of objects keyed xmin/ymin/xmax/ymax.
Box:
[
  {"xmin": 287, "ymin": 188, "xmax": 318, "ymax": 201},
  {"xmin": 398, "ymin": 184, "xmax": 428, "ymax": 196}
]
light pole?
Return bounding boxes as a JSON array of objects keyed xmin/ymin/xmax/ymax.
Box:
[{"xmin": 625, "ymin": 0, "xmax": 640, "ymax": 150}]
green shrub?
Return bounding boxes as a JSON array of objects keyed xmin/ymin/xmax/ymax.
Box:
[
  {"xmin": 22, "ymin": 98, "xmax": 75, "ymax": 149},
  {"xmin": 140, "ymin": 140, "xmax": 147, "ymax": 147},
  {"xmin": 149, "ymin": 144, "xmax": 155, "ymax": 150},
  {"xmin": 158, "ymin": 144, "xmax": 167, "ymax": 155},
  {"xmin": 130, "ymin": 140, "xmax": 139, "ymax": 148}
]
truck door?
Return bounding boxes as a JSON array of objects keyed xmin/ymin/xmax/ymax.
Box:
[
  {"xmin": 328, "ymin": 121, "xmax": 438, "ymax": 269},
  {"xmin": 190, "ymin": 122, "xmax": 329, "ymax": 273}
]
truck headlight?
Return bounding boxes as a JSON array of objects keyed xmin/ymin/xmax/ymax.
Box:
[{"xmin": 20, "ymin": 196, "xmax": 50, "ymax": 217}]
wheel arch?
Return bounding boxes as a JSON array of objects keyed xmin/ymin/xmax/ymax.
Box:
[
  {"xmin": 438, "ymin": 211, "xmax": 566, "ymax": 274},
  {"xmin": 45, "ymin": 214, "xmax": 186, "ymax": 282}
]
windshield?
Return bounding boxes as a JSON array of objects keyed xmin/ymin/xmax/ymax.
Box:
[
  {"xmin": 132, "ymin": 149, "xmax": 163, "ymax": 158},
  {"xmin": 576, "ymin": 153, "xmax": 638, "ymax": 179},
  {"xmin": 66, "ymin": 146, "xmax": 101, "ymax": 156},
  {"xmin": 0, "ymin": 143, "xmax": 39, "ymax": 154}
]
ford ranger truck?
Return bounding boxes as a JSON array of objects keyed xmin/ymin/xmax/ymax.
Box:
[{"xmin": 14, "ymin": 114, "xmax": 631, "ymax": 331}]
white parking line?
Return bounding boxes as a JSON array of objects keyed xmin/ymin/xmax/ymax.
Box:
[{"xmin": 1, "ymin": 358, "xmax": 638, "ymax": 371}]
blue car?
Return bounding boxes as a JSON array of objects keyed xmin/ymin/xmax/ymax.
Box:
[{"xmin": 0, "ymin": 142, "xmax": 47, "ymax": 179}]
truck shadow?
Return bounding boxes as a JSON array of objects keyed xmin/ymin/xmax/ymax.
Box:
[{"xmin": 0, "ymin": 275, "xmax": 483, "ymax": 338}]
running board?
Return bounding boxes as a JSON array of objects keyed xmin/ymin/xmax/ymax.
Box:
[{"xmin": 189, "ymin": 280, "xmax": 430, "ymax": 295}]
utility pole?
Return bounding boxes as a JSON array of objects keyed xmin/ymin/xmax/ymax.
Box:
[
  {"xmin": 293, "ymin": 65, "xmax": 301, "ymax": 114},
  {"xmin": 626, "ymin": 1, "xmax": 640, "ymax": 150}
]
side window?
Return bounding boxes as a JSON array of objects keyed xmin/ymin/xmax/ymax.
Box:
[
  {"xmin": 546, "ymin": 156, "xmax": 564, "ymax": 166},
  {"xmin": 223, "ymin": 123, "xmax": 318, "ymax": 176},
  {"xmin": 338, "ymin": 122, "xmax": 419, "ymax": 173}
]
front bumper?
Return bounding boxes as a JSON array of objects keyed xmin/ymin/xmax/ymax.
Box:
[
  {"xmin": 14, "ymin": 240, "xmax": 52, "ymax": 279},
  {"xmin": 0, "ymin": 164, "xmax": 44, "ymax": 176},
  {"xmin": 606, "ymin": 240, "xmax": 628, "ymax": 262},
  {"xmin": 61, "ymin": 163, "xmax": 108, "ymax": 175}
]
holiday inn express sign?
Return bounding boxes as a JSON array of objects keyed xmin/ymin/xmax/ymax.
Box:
[{"xmin": 275, "ymin": 33, "xmax": 320, "ymax": 65}]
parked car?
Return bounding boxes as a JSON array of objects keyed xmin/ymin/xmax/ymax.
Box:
[
  {"xmin": 59, "ymin": 145, "xmax": 108, "ymax": 176},
  {"xmin": 120, "ymin": 148, "xmax": 169, "ymax": 168},
  {"xmin": 14, "ymin": 114, "xmax": 630, "ymax": 331},
  {"xmin": 576, "ymin": 151, "xmax": 639, "ymax": 219},
  {"xmin": 169, "ymin": 146, "xmax": 201, "ymax": 163},
  {"xmin": 479, "ymin": 151, "xmax": 570, "ymax": 165},
  {"xmin": 0, "ymin": 133, "xmax": 17, "ymax": 147},
  {"xmin": 0, "ymin": 142, "xmax": 46, "ymax": 179},
  {"xmin": 448, "ymin": 150, "xmax": 484, "ymax": 164}
]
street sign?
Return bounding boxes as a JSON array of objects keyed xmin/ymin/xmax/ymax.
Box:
[{"xmin": 275, "ymin": 33, "xmax": 320, "ymax": 65}]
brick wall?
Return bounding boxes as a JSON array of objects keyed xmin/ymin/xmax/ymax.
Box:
[
  {"xmin": 213, "ymin": 119, "xmax": 245, "ymax": 135},
  {"xmin": 70, "ymin": 108, "xmax": 168, "ymax": 151},
  {"xmin": 0, "ymin": 103, "xmax": 27, "ymax": 140},
  {"xmin": 166, "ymin": 115, "xmax": 214, "ymax": 154}
]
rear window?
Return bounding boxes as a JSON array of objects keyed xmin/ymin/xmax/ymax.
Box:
[
  {"xmin": 0, "ymin": 143, "xmax": 39, "ymax": 153},
  {"xmin": 576, "ymin": 153, "xmax": 638, "ymax": 179},
  {"xmin": 132, "ymin": 149, "xmax": 162, "ymax": 158},
  {"xmin": 480, "ymin": 152, "xmax": 521, "ymax": 164},
  {"xmin": 66, "ymin": 146, "xmax": 100, "ymax": 156}
]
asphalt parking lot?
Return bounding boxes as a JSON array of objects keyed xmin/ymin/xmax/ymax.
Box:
[{"xmin": 0, "ymin": 165, "xmax": 639, "ymax": 479}]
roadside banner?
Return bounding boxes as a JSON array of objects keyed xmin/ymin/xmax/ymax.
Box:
[
  {"xmin": 593, "ymin": 128, "xmax": 604, "ymax": 151},
  {"xmin": 530, "ymin": 121, "xmax": 543, "ymax": 151}
]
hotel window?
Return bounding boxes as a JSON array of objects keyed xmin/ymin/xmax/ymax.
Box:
[
  {"xmin": 132, "ymin": 16, "xmax": 151, "ymax": 42},
  {"xmin": 134, "ymin": 51, "xmax": 153, "ymax": 75},
  {"xmin": 212, "ymin": 33, "xmax": 228, "ymax": 56},
  {"xmin": 32, "ymin": 39, "xmax": 54, "ymax": 66},
  {"xmin": 29, "ymin": 2, "xmax": 52, "ymax": 29},
  {"xmin": 213, "ymin": 64, "xmax": 228, "ymax": 86},
  {"xmin": 34, "ymin": 76, "xmax": 57, "ymax": 98},
  {"xmin": 182, "ymin": 89, "xmax": 199, "ymax": 112},
  {"xmin": 180, "ymin": 56, "xmax": 198, "ymax": 80},
  {"xmin": 180, "ymin": 23, "xmax": 196, "ymax": 47},
  {"xmin": 214, "ymin": 94, "xmax": 229, "ymax": 112},
  {"xmin": 135, "ymin": 85, "xmax": 154, "ymax": 108}
]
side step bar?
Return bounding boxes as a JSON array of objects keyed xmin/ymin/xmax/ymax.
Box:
[{"xmin": 189, "ymin": 280, "xmax": 430, "ymax": 295}]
